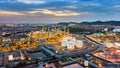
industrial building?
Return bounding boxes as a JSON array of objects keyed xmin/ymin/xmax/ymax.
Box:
[{"xmin": 62, "ymin": 36, "xmax": 83, "ymax": 49}]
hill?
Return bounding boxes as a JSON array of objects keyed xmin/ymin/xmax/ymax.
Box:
[{"xmin": 57, "ymin": 21, "xmax": 120, "ymax": 26}]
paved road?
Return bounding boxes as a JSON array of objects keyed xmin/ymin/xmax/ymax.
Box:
[{"xmin": 83, "ymin": 35, "xmax": 105, "ymax": 54}]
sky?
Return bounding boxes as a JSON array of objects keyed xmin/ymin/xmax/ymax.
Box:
[{"xmin": 0, "ymin": 0, "xmax": 120, "ymax": 24}]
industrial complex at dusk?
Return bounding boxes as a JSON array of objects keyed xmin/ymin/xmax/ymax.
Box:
[{"xmin": 0, "ymin": 0, "xmax": 120, "ymax": 68}]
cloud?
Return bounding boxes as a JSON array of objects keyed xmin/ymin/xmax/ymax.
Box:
[
  {"xmin": 0, "ymin": 11, "xmax": 24, "ymax": 16},
  {"xmin": 113, "ymin": 5, "xmax": 120, "ymax": 8},
  {"xmin": 0, "ymin": 0, "xmax": 71, "ymax": 12},
  {"xmin": 42, "ymin": 10, "xmax": 80, "ymax": 16},
  {"xmin": 17, "ymin": 0, "xmax": 46, "ymax": 4},
  {"xmin": 28, "ymin": 9, "xmax": 93, "ymax": 16},
  {"xmin": 0, "ymin": 0, "xmax": 119, "ymax": 23},
  {"xmin": 82, "ymin": 2, "xmax": 102, "ymax": 7},
  {"xmin": 87, "ymin": 3, "xmax": 101, "ymax": 6},
  {"xmin": 0, "ymin": 9, "xmax": 94, "ymax": 17},
  {"xmin": 65, "ymin": 6, "xmax": 77, "ymax": 9},
  {"xmin": 80, "ymin": 0, "xmax": 95, "ymax": 2}
]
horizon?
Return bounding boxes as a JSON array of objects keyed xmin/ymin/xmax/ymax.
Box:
[
  {"xmin": 0, "ymin": 0, "xmax": 120, "ymax": 23},
  {"xmin": 0, "ymin": 20, "xmax": 120, "ymax": 24}
]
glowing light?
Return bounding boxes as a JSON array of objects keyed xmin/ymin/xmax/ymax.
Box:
[{"xmin": 8, "ymin": 54, "xmax": 14, "ymax": 61}]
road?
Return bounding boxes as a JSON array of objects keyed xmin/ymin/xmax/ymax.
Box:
[
  {"xmin": 83, "ymin": 35, "xmax": 106, "ymax": 54},
  {"xmin": 1, "ymin": 35, "xmax": 117, "ymax": 68}
]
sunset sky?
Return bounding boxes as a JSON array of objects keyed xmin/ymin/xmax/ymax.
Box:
[{"xmin": 0, "ymin": 0, "xmax": 120, "ymax": 23}]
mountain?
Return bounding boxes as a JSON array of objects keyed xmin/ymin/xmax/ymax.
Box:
[
  {"xmin": 80, "ymin": 21, "xmax": 120, "ymax": 26},
  {"xmin": 57, "ymin": 21, "xmax": 120, "ymax": 26},
  {"xmin": 57, "ymin": 22, "xmax": 78, "ymax": 26}
]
